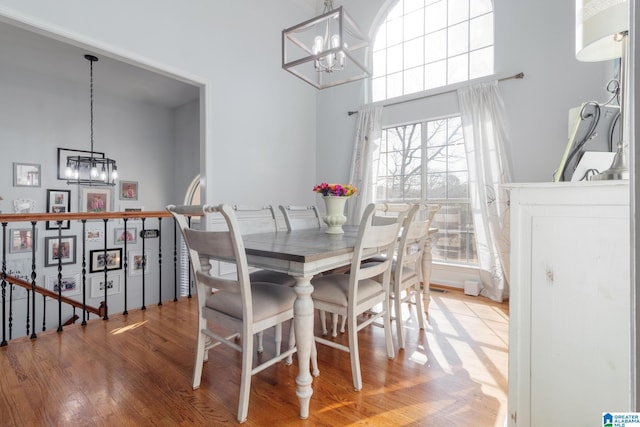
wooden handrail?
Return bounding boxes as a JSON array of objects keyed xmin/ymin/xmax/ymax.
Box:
[
  {"xmin": 0, "ymin": 210, "xmax": 171, "ymax": 223},
  {"xmin": 3, "ymin": 274, "xmax": 105, "ymax": 318}
]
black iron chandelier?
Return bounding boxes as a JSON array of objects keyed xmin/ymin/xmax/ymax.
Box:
[{"xmin": 65, "ymin": 54, "xmax": 118, "ymax": 186}]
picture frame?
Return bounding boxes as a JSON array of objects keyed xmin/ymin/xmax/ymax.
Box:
[
  {"xmin": 13, "ymin": 198, "xmax": 36, "ymax": 213},
  {"xmin": 89, "ymin": 248, "xmax": 123, "ymax": 273},
  {"xmin": 128, "ymin": 250, "xmax": 149, "ymax": 276},
  {"xmin": 44, "ymin": 235, "xmax": 77, "ymax": 267},
  {"xmin": 13, "ymin": 162, "xmax": 41, "ymax": 187},
  {"xmin": 9, "ymin": 228, "xmax": 36, "ymax": 254},
  {"xmin": 86, "ymin": 227, "xmax": 104, "ymax": 242},
  {"xmin": 46, "ymin": 272, "xmax": 81, "ymax": 297},
  {"xmin": 114, "ymin": 227, "xmax": 138, "ymax": 245},
  {"xmin": 57, "ymin": 148, "xmax": 105, "ymax": 181},
  {"xmin": 46, "ymin": 189, "xmax": 72, "ymax": 230},
  {"xmin": 119, "ymin": 181, "xmax": 138, "ymax": 200},
  {"xmin": 81, "ymin": 187, "xmax": 112, "ymax": 213},
  {"xmin": 90, "ymin": 274, "xmax": 121, "ymax": 298}
]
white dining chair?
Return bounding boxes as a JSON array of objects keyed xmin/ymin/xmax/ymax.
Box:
[
  {"xmin": 387, "ymin": 203, "xmax": 440, "ymax": 349},
  {"xmin": 167, "ymin": 204, "xmax": 297, "ymax": 423},
  {"xmin": 279, "ymin": 204, "xmax": 346, "ymax": 337},
  {"xmin": 279, "ymin": 205, "xmax": 322, "ymax": 231},
  {"xmin": 233, "ymin": 205, "xmax": 298, "ymax": 287},
  {"xmin": 233, "ymin": 205, "xmax": 298, "ymax": 353},
  {"xmin": 309, "ymin": 203, "xmax": 404, "ymax": 391},
  {"xmin": 325, "ymin": 202, "xmax": 412, "ymax": 338}
]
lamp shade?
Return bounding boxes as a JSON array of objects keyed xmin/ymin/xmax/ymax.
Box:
[{"xmin": 576, "ymin": 0, "xmax": 629, "ymax": 61}]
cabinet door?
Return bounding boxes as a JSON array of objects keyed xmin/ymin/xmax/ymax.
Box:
[{"xmin": 529, "ymin": 210, "xmax": 630, "ymax": 426}]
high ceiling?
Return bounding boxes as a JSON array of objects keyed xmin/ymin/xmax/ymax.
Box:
[
  {"xmin": 0, "ymin": 1, "xmax": 343, "ymax": 109},
  {"xmin": 0, "ymin": 20, "xmax": 200, "ymax": 109}
]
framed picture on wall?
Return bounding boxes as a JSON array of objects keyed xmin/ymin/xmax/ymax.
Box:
[
  {"xmin": 44, "ymin": 235, "xmax": 77, "ymax": 267},
  {"xmin": 90, "ymin": 275, "xmax": 121, "ymax": 298},
  {"xmin": 81, "ymin": 187, "xmax": 112, "ymax": 213},
  {"xmin": 128, "ymin": 250, "xmax": 149, "ymax": 276},
  {"xmin": 89, "ymin": 248, "xmax": 123, "ymax": 273},
  {"xmin": 85, "ymin": 227, "xmax": 104, "ymax": 242},
  {"xmin": 9, "ymin": 228, "xmax": 36, "ymax": 254},
  {"xmin": 46, "ymin": 272, "xmax": 81, "ymax": 297},
  {"xmin": 114, "ymin": 227, "xmax": 138, "ymax": 245},
  {"xmin": 46, "ymin": 189, "xmax": 71, "ymax": 229},
  {"xmin": 13, "ymin": 162, "xmax": 41, "ymax": 187},
  {"xmin": 119, "ymin": 181, "xmax": 138, "ymax": 200}
]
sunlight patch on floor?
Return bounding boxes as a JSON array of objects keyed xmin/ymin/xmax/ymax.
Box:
[{"xmin": 110, "ymin": 320, "xmax": 148, "ymax": 334}]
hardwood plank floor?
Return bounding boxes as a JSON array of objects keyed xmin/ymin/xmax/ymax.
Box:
[{"xmin": 0, "ymin": 288, "xmax": 508, "ymax": 426}]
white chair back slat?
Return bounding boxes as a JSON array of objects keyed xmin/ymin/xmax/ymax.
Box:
[{"xmin": 279, "ymin": 205, "xmax": 322, "ymax": 231}]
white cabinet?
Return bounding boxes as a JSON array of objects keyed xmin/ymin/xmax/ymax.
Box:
[{"xmin": 508, "ymin": 182, "xmax": 632, "ymax": 426}]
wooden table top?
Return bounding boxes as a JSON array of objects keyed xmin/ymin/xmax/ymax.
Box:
[{"xmin": 242, "ymin": 226, "xmax": 360, "ymax": 264}]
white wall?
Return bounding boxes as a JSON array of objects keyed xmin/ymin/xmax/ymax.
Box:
[
  {"xmin": 173, "ymin": 99, "xmax": 200, "ymax": 201},
  {"xmin": 0, "ymin": 29, "xmax": 180, "ymax": 335},
  {"xmin": 0, "ymin": 33, "xmax": 177, "ymax": 212},
  {"xmin": 0, "ymin": 0, "xmax": 319, "ymax": 207},
  {"xmin": 0, "ymin": 0, "xmax": 322, "ymax": 337},
  {"xmin": 317, "ymin": 0, "xmax": 615, "ymax": 184}
]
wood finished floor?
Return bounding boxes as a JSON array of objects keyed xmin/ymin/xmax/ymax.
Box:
[{"xmin": 0, "ymin": 288, "xmax": 509, "ymax": 426}]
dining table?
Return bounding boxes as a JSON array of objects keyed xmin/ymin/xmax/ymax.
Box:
[
  {"xmin": 241, "ymin": 225, "xmax": 437, "ymax": 419},
  {"xmin": 242, "ymin": 225, "xmax": 360, "ymax": 419}
]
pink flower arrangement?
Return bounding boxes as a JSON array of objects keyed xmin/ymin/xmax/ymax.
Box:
[{"xmin": 313, "ymin": 183, "xmax": 357, "ymax": 197}]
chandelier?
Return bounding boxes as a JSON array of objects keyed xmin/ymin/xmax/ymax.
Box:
[
  {"xmin": 65, "ymin": 54, "xmax": 118, "ymax": 186},
  {"xmin": 282, "ymin": 0, "xmax": 370, "ymax": 89}
]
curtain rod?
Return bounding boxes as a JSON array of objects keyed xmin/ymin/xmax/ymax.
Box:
[{"xmin": 347, "ymin": 72, "xmax": 525, "ymax": 116}]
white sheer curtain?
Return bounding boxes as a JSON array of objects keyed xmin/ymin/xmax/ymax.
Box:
[
  {"xmin": 347, "ymin": 106, "xmax": 383, "ymax": 225},
  {"xmin": 457, "ymin": 81, "xmax": 512, "ymax": 302}
]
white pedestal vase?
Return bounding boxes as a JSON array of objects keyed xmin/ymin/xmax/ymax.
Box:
[{"xmin": 322, "ymin": 196, "xmax": 349, "ymax": 234}]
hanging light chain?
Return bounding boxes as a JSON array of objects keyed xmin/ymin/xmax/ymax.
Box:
[
  {"xmin": 323, "ymin": 0, "xmax": 334, "ymax": 13},
  {"xmin": 89, "ymin": 55, "xmax": 94, "ymax": 156},
  {"xmin": 64, "ymin": 54, "xmax": 118, "ymax": 186}
]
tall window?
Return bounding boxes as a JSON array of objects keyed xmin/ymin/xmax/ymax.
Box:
[
  {"xmin": 371, "ymin": 0, "xmax": 493, "ymax": 265},
  {"xmin": 372, "ymin": 0, "xmax": 494, "ymax": 102},
  {"xmin": 376, "ymin": 118, "xmax": 477, "ymax": 264}
]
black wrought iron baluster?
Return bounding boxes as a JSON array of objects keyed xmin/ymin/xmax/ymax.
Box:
[
  {"xmin": 1, "ymin": 222, "xmax": 7, "ymax": 346},
  {"xmin": 34, "ymin": 221, "xmax": 46, "ymax": 333},
  {"xmin": 123, "ymin": 218, "xmax": 129, "ymax": 315},
  {"xmin": 8, "ymin": 274, "xmax": 13, "ymax": 340},
  {"xmin": 41, "ymin": 294, "xmax": 46, "ymax": 332},
  {"xmin": 25, "ymin": 286, "xmax": 31, "ymax": 338},
  {"xmin": 173, "ymin": 219, "xmax": 178, "ymax": 302},
  {"xmin": 141, "ymin": 217, "xmax": 146, "ymax": 310},
  {"xmin": 81, "ymin": 220, "xmax": 88, "ymax": 326},
  {"xmin": 56, "ymin": 220, "xmax": 63, "ymax": 332},
  {"xmin": 157, "ymin": 217, "xmax": 162, "ymax": 306},
  {"xmin": 102, "ymin": 218, "xmax": 109, "ymax": 320},
  {"xmin": 30, "ymin": 220, "xmax": 37, "ymax": 339}
]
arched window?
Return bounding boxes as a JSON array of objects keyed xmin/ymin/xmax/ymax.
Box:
[
  {"xmin": 371, "ymin": 0, "xmax": 494, "ymax": 102},
  {"xmin": 370, "ymin": 0, "xmax": 495, "ymax": 266}
]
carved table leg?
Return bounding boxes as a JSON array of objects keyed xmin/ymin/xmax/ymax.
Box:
[{"xmin": 293, "ymin": 275, "xmax": 316, "ymax": 419}]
